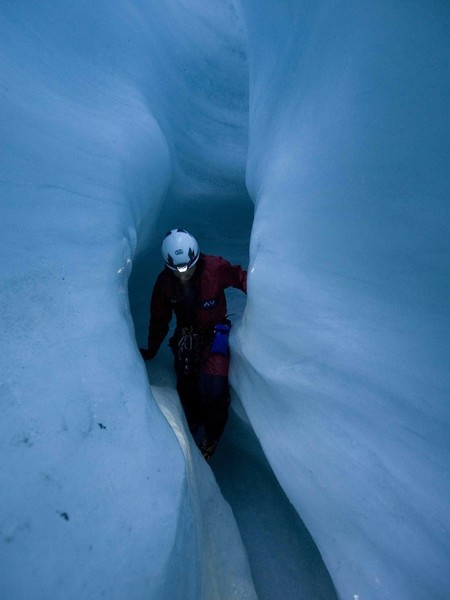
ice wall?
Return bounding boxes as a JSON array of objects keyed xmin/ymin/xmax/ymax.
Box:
[
  {"xmin": 233, "ymin": 1, "xmax": 450, "ymax": 599},
  {"xmin": 0, "ymin": 1, "xmax": 251, "ymax": 598}
]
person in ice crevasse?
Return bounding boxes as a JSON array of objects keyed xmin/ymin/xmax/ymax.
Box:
[{"xmin": 140, "ymin": 228, "xmax": 247, "ymax": 462}]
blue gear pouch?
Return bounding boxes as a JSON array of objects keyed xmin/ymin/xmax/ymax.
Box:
[{"xmin": 210, "ymin": 322, "xmax": 231, "ymax": 356}]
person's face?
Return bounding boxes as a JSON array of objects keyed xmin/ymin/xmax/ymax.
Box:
[{"xmin": 173, "ymin": 264, "xmax": 197, "ymax": 283}]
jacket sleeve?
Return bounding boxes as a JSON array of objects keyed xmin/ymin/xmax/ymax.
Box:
[
  {"xmin": 218, "ymin": 257, "xmax": 247, "ymax": 293},
  {"xmin": 147, "ymin": 274, "xmax": 173, "ymax": 358}
]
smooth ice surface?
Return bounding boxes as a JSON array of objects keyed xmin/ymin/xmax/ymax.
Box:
[
  {"xmin": 2, "ymin": 0, "xmax": 450, "ymax": 599},
  {"xmin": 233, "ymin": 1, "xmax": 450, "ymax": 599},
  {"xmin": 211, "ymin": 398, "xmax": 338, "ymax": 600},
  {"xmin": 1, "ymin": 1, "xmax": 254, "ymax": 598}
]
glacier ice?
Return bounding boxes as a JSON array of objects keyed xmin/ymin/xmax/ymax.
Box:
[
  {"xmin": 0, "ymin": 1, "xmax": 254, "ymax": 598},
  {"xmin": 1, "ymin": 0, "xmax": 450, "ymax": 599},
  {"xmin": 233, "ymin": 1, "xmax": 450, "ymax": 598}
]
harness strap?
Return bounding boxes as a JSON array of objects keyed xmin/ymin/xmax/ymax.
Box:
[{"xmin": 178, "ymin": 327, "xmax": 201, "ymax": 376}]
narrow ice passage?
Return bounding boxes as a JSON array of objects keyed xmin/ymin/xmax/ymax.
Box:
[
  {"xmin": 129, "ymin": 195, "xmax": 339, "ymax": 598},
  {"xmin": 1, "ymin": 1, "xmax": 449, "ymax": 599}
]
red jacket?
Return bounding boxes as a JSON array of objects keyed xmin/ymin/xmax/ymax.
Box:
[{"xmin": 147, "ymin": 254, "xmax": 247, "ymax": 375}]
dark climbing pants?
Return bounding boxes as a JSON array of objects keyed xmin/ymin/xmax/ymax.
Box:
[{"xmin": 176, "ymin": 371, "xmax": 230, "ymax": 444}]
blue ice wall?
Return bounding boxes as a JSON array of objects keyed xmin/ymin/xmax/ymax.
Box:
[{"xmin": 234, "ymin": 1, "xmax": 450, "ymax": 598}]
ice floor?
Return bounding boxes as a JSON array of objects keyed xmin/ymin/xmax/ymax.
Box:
[{"xmin": 211, "ymin": 399, "xmax": 338, "ymax": 600}]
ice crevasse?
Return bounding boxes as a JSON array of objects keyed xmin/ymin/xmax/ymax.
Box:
[{"xmin": 0, "ymin": 1, "xmax": 449, "ymax": 600}]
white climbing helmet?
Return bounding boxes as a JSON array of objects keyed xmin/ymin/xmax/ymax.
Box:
[{"xmin": 161, "ymin": 228, "xmax": 199, "ymax": 272}]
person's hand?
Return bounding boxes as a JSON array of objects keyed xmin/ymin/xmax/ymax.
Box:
[{"xmin": 139, "ymin": 348, "xmax": 153, "ymax": 361}]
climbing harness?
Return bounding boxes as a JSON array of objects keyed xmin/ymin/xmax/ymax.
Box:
[{"xmin": 178, "ymin": 326, "xmax": 201, "ymax": 376}]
